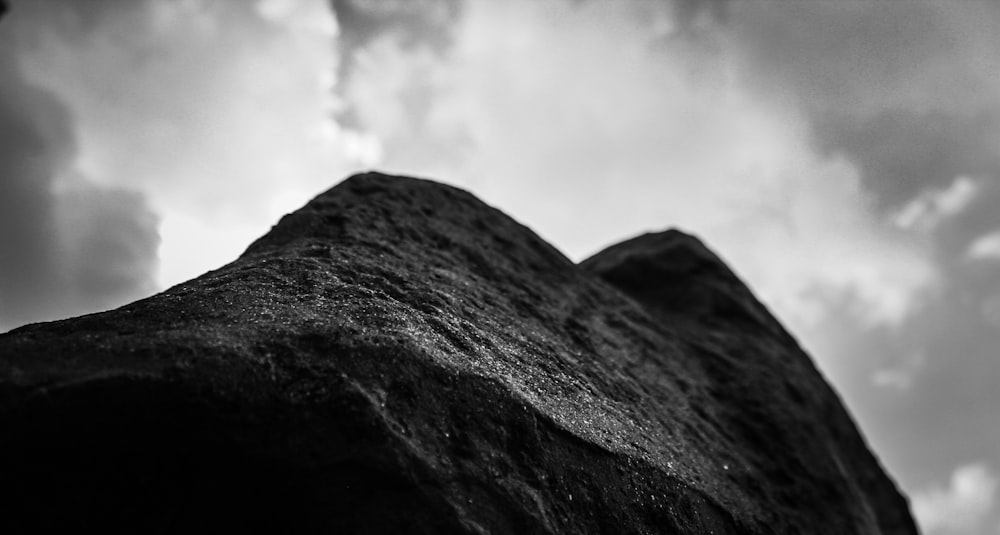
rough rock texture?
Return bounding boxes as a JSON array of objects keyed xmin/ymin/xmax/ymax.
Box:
[{"xmin": 0, "ymin": 172, "xmax": 916, "ymax": 534}]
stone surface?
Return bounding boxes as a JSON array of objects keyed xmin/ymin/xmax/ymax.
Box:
[{"xmin": 0, "ymin": 172, "xmax": 916, "ymax": 534}]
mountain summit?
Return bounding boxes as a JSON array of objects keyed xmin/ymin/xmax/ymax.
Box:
[{"xmin": 0, "ymin": 172, "xmax": 916, "ymax": 533}]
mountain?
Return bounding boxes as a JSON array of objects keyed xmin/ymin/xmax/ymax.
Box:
[{"xmin": 0, "ymin": 172, "xmax": 917, "ymax": 534}]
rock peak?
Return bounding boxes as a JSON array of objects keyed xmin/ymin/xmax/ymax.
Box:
[
  {"xmin": 243, "ymin": 171, "xmax": 571, "ymax": 272},
  {"xmin": 0, "ymin": 172, "xmax": 916, "ymax": 534}
]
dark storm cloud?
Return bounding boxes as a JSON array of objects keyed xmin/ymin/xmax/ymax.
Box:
[
  {"xmin": 815, "ymin": 111, "xmax": 1000, "ymax": 207},
  {"xmin": 724, "ymin": 1, "xmax": 1000, "ymax": 210},
  {"xmin": 56, "ymin": 183, "xmax": 159, "ymax": 313},
  {"xmin": 0, "ymin": 52, "xmax": 65, "ymax": 324},
  {"xmin": 0, "ymin": 7, "xmax": 159, "ymax": 330}
]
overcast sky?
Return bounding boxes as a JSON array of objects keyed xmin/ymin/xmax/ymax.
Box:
[{"xmin": 1, "ymin": 1, "xmax": 998, "ymax": 533}]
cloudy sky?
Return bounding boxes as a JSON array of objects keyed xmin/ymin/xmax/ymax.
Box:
[{"xmin": 1, "ymin": 0, "xmax": 998, "ymax": 532}]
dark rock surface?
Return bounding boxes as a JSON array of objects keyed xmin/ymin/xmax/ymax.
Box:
[{"xmin": 0, "ymin": 172, "xmax": 916, "ymax": 534}]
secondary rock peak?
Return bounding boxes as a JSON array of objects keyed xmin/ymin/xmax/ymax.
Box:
[{"xmin": 582, "ymin": 229, "xmax": 784, "ymax": 332}]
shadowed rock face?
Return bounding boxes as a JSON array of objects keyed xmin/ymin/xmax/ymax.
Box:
[{"xmin": 0, "ymin": 172, "xmax": 916, "ymax": 534}]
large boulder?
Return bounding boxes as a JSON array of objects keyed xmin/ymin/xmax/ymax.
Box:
[{"xmin": 0, "ymin": 172, "xmax": 916, "ymax": 534}]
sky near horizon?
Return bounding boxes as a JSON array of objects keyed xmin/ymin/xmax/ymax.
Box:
[{"xmin": 1, "ymin": 1, "xmax": 998, "ymax": 532}]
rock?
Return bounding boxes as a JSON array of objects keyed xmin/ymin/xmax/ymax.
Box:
[{"xmin": 0, "ymin": 172, "xmax": 916, "ymax": 534}]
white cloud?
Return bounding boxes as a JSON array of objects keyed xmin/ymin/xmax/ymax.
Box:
[
  {"xmin": 872, "ymin": 369, "xmax": 912, "ymax": 390},
  {"xmin": 255, "ymin": 0, "xmax": 337, "ymax": 35},
  {"xmin": 892, "ymin": 176, "xmax": 980, "ymax": 232},
  {"xmin": 967, "ymin": 230, "xmax": 1000, "ymax": 262},
  {"xmin": 157, "ymin": 212, "xmax": 264, "ymax": 289},
  {"xmin": 871, "ymin": 351, "xmax": 925, "ymax": 390},
  {"xmin": 913, "ymin": 463, "xmax": 998, "ymax": 534}
]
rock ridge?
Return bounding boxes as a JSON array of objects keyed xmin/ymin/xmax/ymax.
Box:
[{"xmin": 0, "ymin": 172, "xmax": 917, "ymax": 534}]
